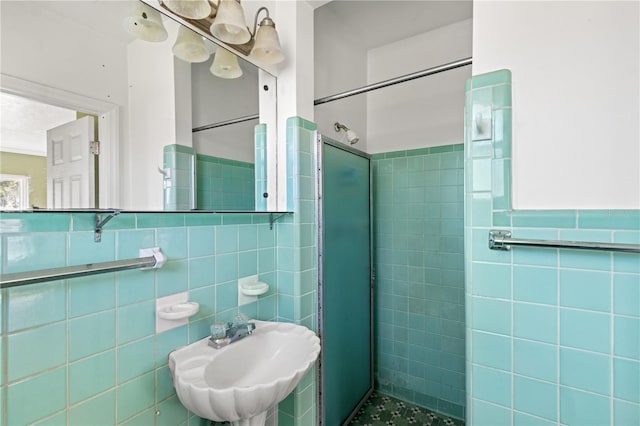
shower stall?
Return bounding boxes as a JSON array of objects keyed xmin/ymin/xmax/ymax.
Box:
[
  {"xmin": 317, "ymin": 135, "xmax": 373, "ymax": 425},
  {"xmin": 313, "ymin": 2, "xmax": 472, "ymax": 422}
]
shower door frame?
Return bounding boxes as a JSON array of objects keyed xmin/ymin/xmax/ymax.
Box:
[{"xmin": 316, "ymin": 134, "xmax": 374, "ymax": 426}]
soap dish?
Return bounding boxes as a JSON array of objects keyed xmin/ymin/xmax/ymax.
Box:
[
  {"xmin": 240, "ymin": 281, "xmax": 269, "ymax": 296},
  {"xmin": 158, "ymin": 302, "xmax": 199, "ymax": 320}
]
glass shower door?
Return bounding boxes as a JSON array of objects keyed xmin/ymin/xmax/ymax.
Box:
[{"xmin": 319, "ymin": 136, "xmax": 372, "ymax": 425}]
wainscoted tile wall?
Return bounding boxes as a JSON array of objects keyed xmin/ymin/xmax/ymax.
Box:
[
  {"xmin": 196, "ymin": 154, "xmax": 255, "ymax": 211},
  {"xmin": 277, "ymin": 117, "xmax": 319, "ymax": 426},
  {"xmin": 163, "ymin": 145, "xmax": 196, "ymax": 211},
  {"xmin": 0, "ymin": 212, "xmax": 278, "ymax": 425},
  {"xmin": 465, "ymin": 70, "xmax": 640, "ymax": 425},
  {"xmin": 372, "ymin": 145, "xmax": 466, "ymax": 419},
  {"xmin": 255, "ymin": 124, "xmax": 268, "ymax": 211},
  {"xmin": 1, "ymin": 117, "xmax": 322, "ymax": 426}
]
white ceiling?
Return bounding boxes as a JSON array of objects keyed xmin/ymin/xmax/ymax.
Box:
[
  {"xmin": 0, "ymin": 92, "xmax": 76, "ymax": 156},
  {"xmin": 316, "ymin": 0, "xmax": 473, "ymax": 50}
]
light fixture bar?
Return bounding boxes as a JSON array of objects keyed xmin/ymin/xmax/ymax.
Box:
[
  {"xmin": 249, "ymin": 6, "xmax": 271, "ymax": 37},
  {"xmin": 314, "ymin": 57, "xmax": 473, "ymax": 105},
  {"xmin": 159, "ymin": 0, "xmax": 254, "ymax": 55}
]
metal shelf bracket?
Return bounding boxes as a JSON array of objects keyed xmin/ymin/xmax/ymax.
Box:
[{"xmin": 95, "ymin": 210, "xmax": 121, "ymax": 242}]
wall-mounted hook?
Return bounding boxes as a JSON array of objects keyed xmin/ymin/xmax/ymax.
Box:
[
  {"xmin": 158, "ymin": 167, "xmax": 171, "ymax": 178},
  {"xmin": 471, "ymin": 104, "xmax": 492, "ymax": 141}
]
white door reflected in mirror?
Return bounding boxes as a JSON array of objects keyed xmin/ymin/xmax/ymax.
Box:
[{"xmin": 46, "ymin": 116, "xmax": 96, "ymax": 209}]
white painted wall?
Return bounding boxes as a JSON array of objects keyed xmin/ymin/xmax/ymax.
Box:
[
  {"xmin": 273, "ymin": 0, "xmax": 316, "ymax": 210},
  {"xmin": 367, "ymin": 19, "xmax": 472, "ymax": 153},
  {"xmin": 314, "ymin": 4, "xmax": 368, "ymax": 150},
  {"xmin": 126, "ymin": 20, "xmax": 191, "ymax": 210},
  {"xmin": 275, "ymin": 0, "xmax": 315, "ymax": 125},
  {"xmin": 473, "ymin": 1, "xmax": 640, "ymax": 210}
]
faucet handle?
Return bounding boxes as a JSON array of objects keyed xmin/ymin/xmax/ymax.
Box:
[
  {"xmin": 233, "ymin": 313, "xmax": 249, "ymax": 326},
  {"xmin": 210, "ymin": 323, "xmax": 228, "ymax": 340}
]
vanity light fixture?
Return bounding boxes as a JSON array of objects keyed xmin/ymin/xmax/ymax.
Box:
[
  {"xmin": 122, "ymin": 2, "xmax": 168, "ymax": 42},
  {"xmin": 155, "ymin": 0, "xmax": 285, "ymax": 65},
  {"xmin": 210, "ymin": 0, "xmax": 251, "ymax": 44},
  {"xmin": 173, "ymin": 26, "xmax": 211, "ymax": 63},
  {"xmin": 210, "ymin": 2, "xmax": 284, "ymax": 64},
  {"xmin": 249, "ymin": 7, "xmax": 284, "ymax": 64},
  {"xmin": 164, "ymin": 0, "xmax": 212, "ymax": 20},
  {"xmin": 210, "ymin": 47, "xmax": 243, "ymax": 79}
]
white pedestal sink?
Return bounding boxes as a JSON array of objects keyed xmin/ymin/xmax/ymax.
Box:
[{"xmin": 168, "ymin": 320, "xmax": 321, "ymax": 426}]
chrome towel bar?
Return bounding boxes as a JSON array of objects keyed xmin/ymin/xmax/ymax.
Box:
[
  {"xmin": 489, "ymin": 230, "xmax": 640, "ymax": 254},
  {"xmin": 0, "ymin": 248, "xmax": 167, "ymax": 289}
]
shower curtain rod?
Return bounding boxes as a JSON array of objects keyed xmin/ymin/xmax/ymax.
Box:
[
  {"xmin": 192, "ymin": 57, "xmax": 472, "ymax": 132},
  {"xmin": 192, "ymin": 114, "xmax": 259, "ymax": 133},
  {"xmin": 314, "ymin": 57, "xmax": 473, "ymax": 106}
]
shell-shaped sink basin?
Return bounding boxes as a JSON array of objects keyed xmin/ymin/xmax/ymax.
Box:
[{"xmin": 168, "ymin": 320, "xmax": 320, "ymax": 425}]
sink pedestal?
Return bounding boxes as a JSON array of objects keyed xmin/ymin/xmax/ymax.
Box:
[{"xmin": 230, "ymin": 411, "xmax": 267, "ymax": 426}]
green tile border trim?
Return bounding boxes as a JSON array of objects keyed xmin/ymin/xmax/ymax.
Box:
[
  {"xmin": 0, "ymin": 213, "xmax": 71, "ymax": 232},
  {"xmin": 287, "ymin": 116, "xmax": 318, "ymax": 131},
  {"xmin": 196, "ymin": 154, "xmax": 254, "ymax": 169},
  {"xmin": 578, "ymin": 210, "xmax": 640, "ymax": 230},
  {"xmin": 163, "ymin": 144, "xmax": 195, "ymax": 155},
  {"xmin": 255, "ymin": 123, "xmax": 266, "ymax": 135},
  {"xmin": 371, "ymin": 144, "xmax": 464, "ymax": 160},
  {"xmin": 466, "ymin": 69, "xmax": 512, "ymax": 90},
  {"xmin": 0, "ymin": 211, "xmax": 288, "ymax": 233},
  {"xmin": 466, "ymin": 69, "xmax": 640, "ymax": 230}
]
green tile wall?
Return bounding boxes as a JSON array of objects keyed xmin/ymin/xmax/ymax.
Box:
[
  {"xmin": 255, "ymin": 124, "xmax": 268, "ymax": 211},
  {"xmin": 276, "ymin": 117, "xmax": 319, "ymax": 426},
  {"xmin": 196, "ymin": 154, "xmax": 255, "ymax": 211},
  {"xmin": 465, "ymin": 69, "xmax": 640, "ymax": 426},
  {"xmin": 0, "ymin": 212, "xmax": 277, "ymax": 426},
  {"xmin": 163, "ymin": 145, "xmax": 196, "ymax": 211},
  {"xmin": 1, "ymin": 116, "xmax": 341, "ymax": 426},
  {"xmin": 372, "ymin": 145, "xmax": 466, "ymax": 419}
]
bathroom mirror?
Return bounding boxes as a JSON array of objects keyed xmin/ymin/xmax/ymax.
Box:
[{"xmin": 0, "ymin": 0, "xmax": 277, "ymax": 212}]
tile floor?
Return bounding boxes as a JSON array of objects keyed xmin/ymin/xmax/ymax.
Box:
[
  {"xmin": 212, "ymin": 391, "xmax": 465, "ymax": 426},
  {"xmin": 348, "ymin": 392, "xmax": 465, "ymax": 426}
]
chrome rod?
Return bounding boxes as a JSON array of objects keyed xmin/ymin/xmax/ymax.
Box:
[
  {"xmin": 314, "ymin": 57, "xmax": 472, "ymax": 106},
  {"xmin": 192, "ymin": 114, "xmax": 259, "ymax": 133},
  {"xmin": 489, "ymin": 230, "xmax": 640, "ymax": 254},
  {"xmin": 191, "ymin": 58, "xmax": 473, "ymax": 132},
  {"xmin": 0, "ymin": 256, "xmax": 157, "ymax": 289}
]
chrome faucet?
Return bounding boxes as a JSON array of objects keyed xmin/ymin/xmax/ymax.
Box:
[{"xmin": 209, "ymin": 314, "xmax": 256, "ymax": 349}]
